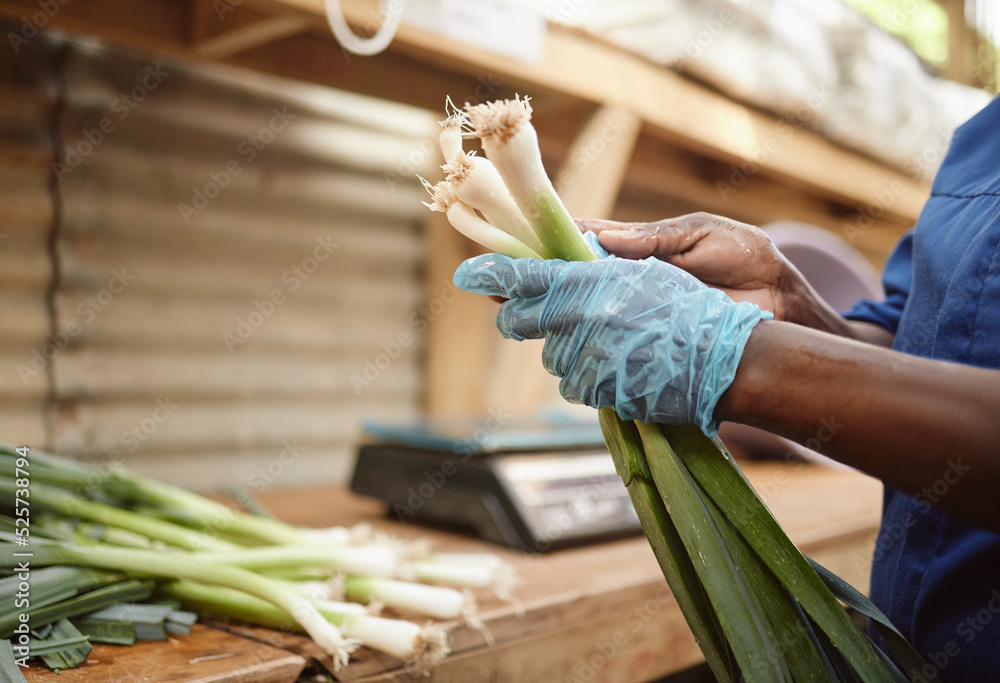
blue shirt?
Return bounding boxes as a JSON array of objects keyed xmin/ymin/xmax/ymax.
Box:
[{"xmin": 843, "ymin": 95, "xmax": 1000, "ymax": 680}]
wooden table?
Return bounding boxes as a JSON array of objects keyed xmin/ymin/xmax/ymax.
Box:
[{"xmin": 23, "ymin": 461, "xmax": 883, "ymax": 683}]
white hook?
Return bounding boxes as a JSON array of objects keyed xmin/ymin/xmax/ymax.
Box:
[{"xmin": 324, "ymin": 0, "xmax": 406, "ymax": 56}]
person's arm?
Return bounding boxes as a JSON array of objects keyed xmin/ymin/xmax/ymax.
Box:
[
  {"xmin": 583, "ymin": 214, "xmax": 1000, "ymax": 526},
  {"xmin": 578, "ymin": 213, "xmax": 895, "ymax": 346},
  {"xmin": 718, "ymin": 320, "xmax": 1000, "ymax": 533}
]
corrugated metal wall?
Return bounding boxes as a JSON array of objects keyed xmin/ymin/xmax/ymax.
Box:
[
  {"xmin": 1, "ymin": 25, "xmax": 437, "ymax": 491},
  {"xmin": 0, "ymin": 32, "xmax": 58, "ymax": 449}
]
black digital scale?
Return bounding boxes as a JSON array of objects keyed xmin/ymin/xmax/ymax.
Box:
[{"xmin": 350, "ymin": 417, "xmax": 642, "ymax": 552}]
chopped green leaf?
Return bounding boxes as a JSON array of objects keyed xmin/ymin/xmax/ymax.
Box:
[
  {"xmin": 82, "ymin": 603, "xmax": 175, "ymax": 642},
  {"xmin": 1, "ymin": 579, "xmax": 154, "ymax": 638},
  {"xmin": 73, "ymin": 619, "xmax": 136, "ymax": 646},
  {"xmin": 32, "ymin": 620, "xmax": 92, "ymax": 671},
  {"xmin": 0, "ymin": 639, "xmax": 29, "ymax": 683}
]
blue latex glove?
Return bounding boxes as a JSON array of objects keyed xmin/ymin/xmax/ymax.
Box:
[
  {"xmin": 582, "ymin": 230, "xmax": 611, "ymax": 259},
  {"xmin": 453, "ymin": 254, "xmax": 772, "ymax": 435}
]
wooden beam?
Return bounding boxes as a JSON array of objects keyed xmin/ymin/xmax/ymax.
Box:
[
  {"xmin": 619, "ymin": 132, "xmax": 913, "ymax": 267},
  {"xmin": 194, "ymin": 15, "xmax": 308, "ymax": 58},
  {"xmin": 224, "ymin": 26, "xmax": 928, "ymax": 246},
  {"xmin": 554, "ymin": 105, "xmax": 641, "ymax": 219},
  {"xmin": 242, "ymin": 0, "xmax": 928, "ymax": 224},
  {"xmin": 189, "ymin": 0, "xmax": 308, "ymax": 58}
]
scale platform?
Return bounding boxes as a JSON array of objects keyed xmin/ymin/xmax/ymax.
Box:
[{"xmin": 350, "ymin": 417, "xmax": 642, "ymax": 552}]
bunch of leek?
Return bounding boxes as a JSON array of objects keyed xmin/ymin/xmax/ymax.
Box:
[
  {"xmin": 424, "ymin": 97, "xmax": 934, "ymax": 682},
  {"xmin": 0, "ymin": 443, "xmax": 516, "ymax": 674}
]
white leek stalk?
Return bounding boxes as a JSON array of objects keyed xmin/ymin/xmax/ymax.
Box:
[
  {"xmin": 439, "ymin": 114, "xmax": 465, "ymax": 163},
  {"xmin": 443, "ymin": 152, "xmax": 551, "ymax": 257},
  {"xmin": 422, "ymin": 552, "xmax": 508, "ymax": 568},
  {"xmin": 194, "ymin": 544, "xmax": 398, "ymax": 577},
  {"xmin": 284, "ymin": 580, "xmax": 368, "ymax": 613},
  {"xmin": 415, "ymin": 558, "xmax": 504, "ymax": 590},
  {"xmin": 161, "ymin": 579, "xmax": 447, "ymax": 671},
  {"xmin": 463, "ymin": 97, "xmax": 595, "ymax": 263},
  {"xmin": 343, "ymin": 576, "xmax": 476, "ymax": 622},
  {"xmin": 298, "ymin": 523, "xmax": 374, "ymax": 546},
  {"xmin": 423, "ymin": 180, "xmax": 542, "ymax": 259},
  {"xmin": 418, "ymin": 553, "xmax": 520, "ymax": 610},
  {"xmin": 334, "ymin": 613, "xmax": 448, "ymax": 669}
]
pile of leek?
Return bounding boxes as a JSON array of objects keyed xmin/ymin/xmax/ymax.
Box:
[
  {"xmin": 424, "ymin": 96, "xmax": 935, "ymax": 683},
  {"xmin": 0, "ymin": 443, "xmax": 516, "ymax": 674}
]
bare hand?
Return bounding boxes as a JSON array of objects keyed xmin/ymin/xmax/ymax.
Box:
[{"xmin": 577, "ymin": 212, "xmax": 802, "ymax": 321}]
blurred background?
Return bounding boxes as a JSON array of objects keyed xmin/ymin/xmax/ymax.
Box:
[{"xmin": 0, "ymin": 0, "xmax": 996, "ymax": 490}]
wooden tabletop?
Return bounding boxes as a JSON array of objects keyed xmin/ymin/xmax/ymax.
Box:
[{"xmin": 24, "ymin": 460, "xmax": 883, "ymax": 683}]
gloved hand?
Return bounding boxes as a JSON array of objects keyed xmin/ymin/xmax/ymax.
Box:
[
  {"xmin": 453, "ymin": 254, "xmax": 772, "ymax": 435},
  {"xmin": 577, "ymin": 213, "xmax": 799, "ymax": 321}
]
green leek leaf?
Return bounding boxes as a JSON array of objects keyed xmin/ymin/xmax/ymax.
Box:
[
  {"xmin": 663, "ymin": 424, "xmax": 897, "ymax": 682},
  {"xmin": 636, "ymin": 421, "xmax": 787, "ymax": 682},
  {"xmin": 31, "ymin": 619, "xmax": 91, "ymax": 671},
  {"xmin": 73, "ymin": 619, "xmax": 137, "ymax": 646},
  {"xmin": 1, "ymin": 579, "xmax": 154, "ymax": 639},
  {"xmin": 807, "ymin": 557, "xmax": 938, "ymax": 682},
  {"xmin": 599, "ymin": 409, "xmax": 736, "ymax": 682}
]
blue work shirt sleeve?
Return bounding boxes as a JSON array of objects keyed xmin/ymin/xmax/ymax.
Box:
[{"xmin": 841, "ymin": 230, "xmax": 914, "ymax": 334}]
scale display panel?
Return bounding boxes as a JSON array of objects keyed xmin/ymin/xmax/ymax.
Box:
[{"xmin": 351, "ymin": 418, "xmax": 642, "ymax": 551}]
